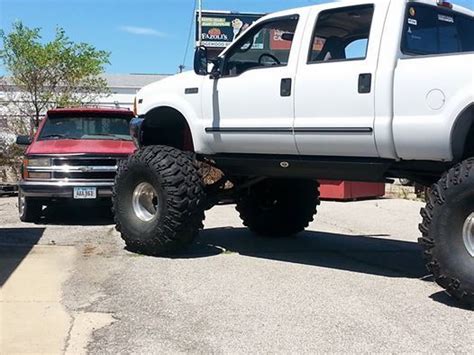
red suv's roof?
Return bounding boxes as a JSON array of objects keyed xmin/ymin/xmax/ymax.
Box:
[
  {"xmin": 47, "ymin": 107, "xmax": 134, "ymax": 116},
  {"xmin": 27, "ymin": 106, "xmax": 137, "ymax": 156}
]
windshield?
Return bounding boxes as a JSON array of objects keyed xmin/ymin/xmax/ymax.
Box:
[{"xmin": 39, "ymin": 115, "xmax": 133, "ymax": 141}]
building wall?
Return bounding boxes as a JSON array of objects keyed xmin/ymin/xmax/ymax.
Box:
[{"xmin": 0, "ymin": 74, "xmax": 168, "ymax": 134}]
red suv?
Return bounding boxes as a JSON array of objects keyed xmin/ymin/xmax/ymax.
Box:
[{"xmin": 16, "ymin": 107, "xmax": 136, "ymax": 222}]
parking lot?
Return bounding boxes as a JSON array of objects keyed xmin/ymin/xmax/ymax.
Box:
[{"xmin": 1, "ymin": 196, "xmax": 472, "ymax": 353}]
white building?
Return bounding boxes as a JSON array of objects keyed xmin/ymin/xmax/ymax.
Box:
[
  {"xmin": 0, "ymin": 73, "xmax": 168, "ymax": 133},
  {"xmin": 97, "ymin": 74, "xmax": 168, "ymax": 109}
]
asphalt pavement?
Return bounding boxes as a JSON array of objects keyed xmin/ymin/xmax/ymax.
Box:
[{"xmin": 0, "ymin": 196, "xmax": 472, "ymax": 353}]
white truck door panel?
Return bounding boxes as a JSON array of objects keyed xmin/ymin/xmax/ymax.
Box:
[
  {"xmin": 201, "ymin": 14, "xmax": 305, "ymax": 155},
  {"xmin": 393, "ymin": 3, "xmax": 474, "ymax": 161},
  {"xmin": 294, "ymin": 60, "xmax": 378, "ymax": 157},
  {"xmin": 202, "ymin": 67, "xmax": 297, "ymax": 155},
  {"xmin": 394, "ymin": 55, "xmax": 474, "ymax": 161},
  {"xmin": 294, "ymin": 2, "xmax": 389, "ymax": 158}
]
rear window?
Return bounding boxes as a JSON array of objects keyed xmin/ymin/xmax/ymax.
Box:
[
  {"xmin": 402, "ymin": 3, "xmax": 474, "ymax": 55},
  {"xmin": 39, "ymin": 114, "xmax": 132, "ymax": 141}
]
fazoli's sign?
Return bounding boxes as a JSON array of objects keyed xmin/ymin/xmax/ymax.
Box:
[{"xmin": 196, "ymin": 11, "xmax": 265, "ymax": 48}]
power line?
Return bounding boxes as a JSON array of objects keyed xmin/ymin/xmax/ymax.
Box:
[{"xmin": 180, "ymin": 0, "xmax": 198, "ymax": 73}]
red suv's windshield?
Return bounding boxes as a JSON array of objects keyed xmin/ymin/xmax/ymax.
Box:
[{"xmin": 38, "ymin": 115, "xmax": 133, "ymax": 141}]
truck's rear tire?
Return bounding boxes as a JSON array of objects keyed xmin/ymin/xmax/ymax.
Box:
[
  {"xmin": 18, "ymin": 192, "xmax": 42, "ymax": 223},
  {"xmin": 236, "ymin": 179, "xmax": 320, "ymax": 237},
  {"xmin": 419, "ymin": 158, "xmax": 474, "ymax": 306},
  {"xmin": 113, "ymin": 146, "xmax": 206, "ymax": 255}
]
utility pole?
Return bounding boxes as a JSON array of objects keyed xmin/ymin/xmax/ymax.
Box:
[{"xmin": 198, "ymin": 0, "xmax": 203, "ymax": 47}]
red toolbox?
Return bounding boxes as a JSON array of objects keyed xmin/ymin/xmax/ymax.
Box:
[{"xmin": 319, "ymin": 180, "xmax": 385, "ymax": 201}]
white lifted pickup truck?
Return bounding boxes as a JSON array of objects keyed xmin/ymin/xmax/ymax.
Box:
[{"xmin": 114, "ymin": 0, "xmax": 474, "ymax": 305}]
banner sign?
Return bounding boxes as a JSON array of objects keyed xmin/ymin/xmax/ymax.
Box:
[
  {"xmin": 270, "ymin": 29, "xmax": 292, "ymax": 50},
  {"xmin": 196, "ymin": 11, "xmax": 265, "ymax": 48}
]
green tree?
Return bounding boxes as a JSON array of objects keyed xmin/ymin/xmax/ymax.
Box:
[{"xmin": 0, "ymin": 22, "xmax": 111, "ymax": 127}]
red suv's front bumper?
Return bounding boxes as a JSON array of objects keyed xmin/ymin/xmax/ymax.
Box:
[{"xmin": 19, "ymin": 180, "xmax": 115, "ymax": 199}]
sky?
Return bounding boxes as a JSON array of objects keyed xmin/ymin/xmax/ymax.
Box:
[{"xmin": 1, "ymin": 0, "xmax": 473, "ymax": 75}]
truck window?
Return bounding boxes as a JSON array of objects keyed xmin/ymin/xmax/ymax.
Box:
[
  {"xmin": 223, "ymin": 16, "xmax": 299, "ymax": 76},
  {"xmin": 402, "ymin": 4, "xmax": 474, "ymax": 55},
  {"xmin": 308, "ymin": 5, "xmax": 374, "ymax": 63},
  {"xmin": 345, "ymin": 38, "xmax": 369, "ymax": 59},
  {"xmin": 39, "ymin": 115, "xmax": 133, "ymax": 141}
]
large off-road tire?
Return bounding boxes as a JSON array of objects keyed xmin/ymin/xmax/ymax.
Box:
[
  {"xmin": 236, "ymin": 179, "xmax": 320, "ymax": 237},
  {"xmin": 113, "ymin": 145, "xmax": 206, "ymax": 255},
  {"xmin": 419, "ymin": 158, "xmax": 474, "ymax": 306},
  {"xmin": 18, "ymin": 191, "xmax": 42, "ymax": 223}
]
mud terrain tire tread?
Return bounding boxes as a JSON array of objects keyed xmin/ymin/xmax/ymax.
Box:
[
  {"xmin": 419, "ymin": 158, "xmax": 474, "ymax": 306},
  {"xmin": 236, "ymin": 179, "xmax": 320, "ymax": 237},
  {"xmin": 113, "ymin": 145, "xmax": 205, "ymax": 255}
]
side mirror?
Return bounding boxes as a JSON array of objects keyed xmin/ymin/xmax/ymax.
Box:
[
  {"xmin": 16, "ymin": 135, "xmax": 32, "ymax": 146},
  {"xmin": 194, "ymin": 46, "xmax": 209, "ymax": 76},
  {"xmin": 281, "ymin": 33, "xmax": 294, "ymax": 42},
  {"xmin": 209, "ymin": 58, "xmax": 223, "ymax": 79}
]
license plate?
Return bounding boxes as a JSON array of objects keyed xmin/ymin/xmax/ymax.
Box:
[{"xmin": 73, "ymin": 187, "xmax": 97, "ymax": 199}]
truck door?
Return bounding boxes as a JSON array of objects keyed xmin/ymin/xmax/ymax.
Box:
[
  {"xmin": 294, "ymin": 2, "xmax": 388, "ymax": 157},
  {"xmin": 201, "ymin": 14, "xmax": 304, "ymax": 155}
]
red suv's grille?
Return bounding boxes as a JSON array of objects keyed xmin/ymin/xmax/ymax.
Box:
[
  {"xmin": 27, "ymin": 156, "xmax": 126, "ymax": 181},
  {"xmin": 53, "ymin": 171, "xmax": 117, "ymax": 180},
  {"xmin": 53, "ymin": 158, "xmax": 118, "ymax": 167}
]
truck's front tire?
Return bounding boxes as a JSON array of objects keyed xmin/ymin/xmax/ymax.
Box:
[
  {"xmin": 18, "ymin": 192, "xmax": 43, "ymax": 223},
  {"xmin": 236, "ymin": 179, "xmax": 320, "ymax": 237},
  {"xmin": 113, "ymin": 146, "xmax": 206, "ymax": 255},
  {"xmin": 419, "ymin": 158, "xmax": 474, "ymax": 306}
]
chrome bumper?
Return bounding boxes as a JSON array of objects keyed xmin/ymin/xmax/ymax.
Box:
[{"xmin": 19, "ymin": 180, "xmax": 115, "ymax": 198}]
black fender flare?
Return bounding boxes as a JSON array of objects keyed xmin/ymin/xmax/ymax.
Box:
[{"xmin": 451, "ymin": 104, "xmax": 473, "ymax": 161}]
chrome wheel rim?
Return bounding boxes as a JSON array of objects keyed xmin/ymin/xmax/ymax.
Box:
[
  {"xmin": 463, "ymin": 213, "xmax": 474, "ymax": 257},
  {"xmin": 132, "ymin": 182, "xmax": 159, "ymax": 222},
  {"xmin": 19, "ymin": 193, "xmax": 25, "ymax": 216}
]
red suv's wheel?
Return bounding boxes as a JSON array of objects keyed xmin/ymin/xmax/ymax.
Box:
[{"xmin": 18, "ymin": 191, "xmax": 43, "ymax": 223}]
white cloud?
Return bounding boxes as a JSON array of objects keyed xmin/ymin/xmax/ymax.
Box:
[{"xmin": 119, "ymin": 26, "xmax": 168, "ymax": 37}]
